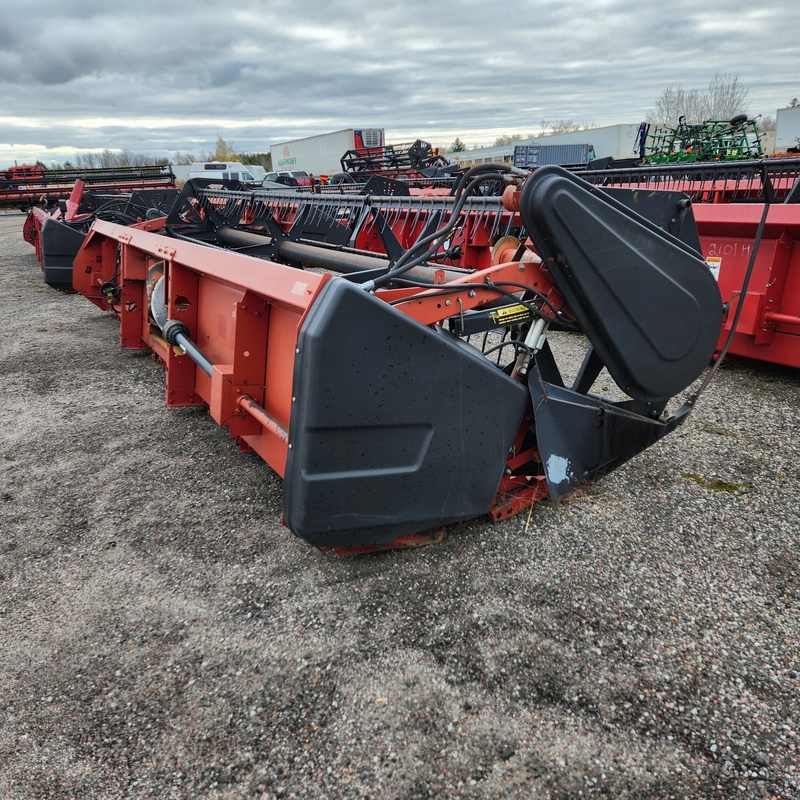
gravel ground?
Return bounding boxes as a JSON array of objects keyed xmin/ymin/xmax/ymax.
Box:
[{"xmin": 0, "ymin": 210, "xmax": 798, "ymax": 799}]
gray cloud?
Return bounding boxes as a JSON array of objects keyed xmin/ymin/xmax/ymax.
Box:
[{"xmin": 0, "ymin": 0, "xmax": 797, "ymax": 165}]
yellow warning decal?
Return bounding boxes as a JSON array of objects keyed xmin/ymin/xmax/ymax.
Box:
[{"xmin": 489, "ymin": 304, "xmax": 532, "ymax": 325}]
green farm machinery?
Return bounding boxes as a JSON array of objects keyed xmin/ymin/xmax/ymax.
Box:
[{"xmin": 642, "ymin": 114, "xmax": 764, "ymax": 164}]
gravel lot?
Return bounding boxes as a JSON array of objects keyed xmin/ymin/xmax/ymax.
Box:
[{"xmin": 1, "ymin": 209, "xmax": 798, "ymax": 799}]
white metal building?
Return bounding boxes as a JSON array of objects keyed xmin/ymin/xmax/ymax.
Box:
[{"xmin": 447, "ymin": 123, "xmax": 644, "ymax": 166}]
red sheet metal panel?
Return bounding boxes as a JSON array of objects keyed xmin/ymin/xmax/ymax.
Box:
[
  {"xmin": 71, "ymin": 219, "xmax": 330, "ymax": 477},
  {"xmin": 694, "ymin": 203, "xmax": 800, "ymax": 367}
]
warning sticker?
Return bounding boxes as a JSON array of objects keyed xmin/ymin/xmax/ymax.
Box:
[
  {"xmin": 706, "ymin": 257, "xmax": 721, "ymax": 282},
  {"xmin": 489, "ymin": 304, "xmax": 532, "ymax": 326}
]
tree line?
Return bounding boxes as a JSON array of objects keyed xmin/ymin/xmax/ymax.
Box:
[{"xmin": 35, "ymin": 135, "xmax": 273, "ymax": 171}]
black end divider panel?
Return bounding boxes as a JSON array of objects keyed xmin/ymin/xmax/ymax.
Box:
[
  {"xmin": 519, "ymin": 166, "xmax": 722, "ymax": 402},
  {"xmin": 284, "ymin": 279, "xmax": 530, "ymax": 549},
  {"xmin": 41, "ymin": 217, "xmax": 86, "ymax": 290}
]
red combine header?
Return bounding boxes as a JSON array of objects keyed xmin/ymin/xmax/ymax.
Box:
[
  {"xmin": 1, "ymin": 163, "xmax": 176, "ymax": 211},
  {"xmin": 337, "ymin": 139, "xmax": 458, "ymax": 184},
  {"xmin": 22, "ymin": 179, "xmax": 179, "ymax": 290},
  {"xmin": 32, "ymin": 165, "xmax": 725, "ymax": 552},
  {"xmin": 24, "ymin": 153, "xmax": 800, "ymax": 551},
  {"xmin": 1, "ymin": 164, "xmax": 45, "ymax": 183}
]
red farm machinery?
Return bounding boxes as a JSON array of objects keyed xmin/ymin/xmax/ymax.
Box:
[
  {"xmin": 576, "ymin": 156, "xmax": 800, "ymax": 369},
  {"xmin": 27, "ymin": 164, "xmax": 730, "ymax": 552},
  {"xmin": 336, "ymin": 139, "xmax": 458, "ymax": 186},
  {"xmin": 22, "ymin": 151, "xmax": 800, "ymax": 551},
  {"xmin": 23, "ymin": 179, "xmax": 179, "ymax": 290},
  {"xmin": 2, "ymin": 163, "xmax": 177, "ymax": 212}
]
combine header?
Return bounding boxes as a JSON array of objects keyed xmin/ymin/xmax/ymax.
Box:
[
  {"xmin": 1, "ymin": 163, "xmax": 176, "ymax": 211},
  {"xmin": 337, "ymin": 139, "xmax": 458, "ymax": 185},
  {"xmin": 62, "ymin": 165, "xmax": 722, "ymax": 551},
  {"xmin": 22, "ymin": 181, "xmax": 179, "ymax": 290},
  {"xmin": 577, "ymin": 156, "xmax": 800, "ymax": 204},
  {"xmin": 575, "ymin": 157, "xmax": 800, "ymax": 369}
]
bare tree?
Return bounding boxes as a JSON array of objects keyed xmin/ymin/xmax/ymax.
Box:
[
  {"xmin": 171, "ymin": 152, "xmax": 198, "ymax": 165},
  {"xmin": 98, "ymin": 149, "xmax": 118, "ymax": 168},
  {"xmin": 57, "ymin": 150, "xmax": 169, "ymax": 169},
  {"xmin": 536, "ymin": 120, "xmax": 596, "ymax": 136},
  {"xmin": 76, "ymin": 152, "xmax": 98, "ymax": 169},
  {"xmin": 759, "ymin": 115, "xmax": 777, "ymax": 134},
  {"xmin": 490, "ymin": 122, "xmax": 595, "ymax": 147},
  {"xmin": 564, "ymin": 120, "xmax": 593, "ymax": 133},
  {"xmin": 646, "ymin": 72, "xmax": 750, "ymax": 125},
  {"xmin": 706, "ymin": 72, "xmax": 751, "ymax": 119},
  {"xmin": 493, "ymin": 133, "xmax": 526, "ymax": 147}
]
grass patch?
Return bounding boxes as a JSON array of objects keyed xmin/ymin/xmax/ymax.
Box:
[
  {"xmin": 680, "ymin": 471, "xmax": 751, "ymax": 494},
  {"xmin": 695, "ymin": 421, "xmax": 736, "ymax": 437}
]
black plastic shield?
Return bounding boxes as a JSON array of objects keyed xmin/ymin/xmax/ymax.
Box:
[
  {"xmin": 529, "ymin": 365, "xmax": 685, "ymax": 504},
  {"xmin": 519, "ymin": 166, "xmax": 722, "ymax": 402},
  {"xmin": 41, "ymin": 217, "xmax": 86, "ymax": 290},
  {"xmin": 284, "ymin": 279, "xmax": 530, "ymax": 549}
]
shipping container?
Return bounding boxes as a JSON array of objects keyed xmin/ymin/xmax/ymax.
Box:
[{"xmin": 513, "ymin": 143, "xmax": 593, "ymax": 168}]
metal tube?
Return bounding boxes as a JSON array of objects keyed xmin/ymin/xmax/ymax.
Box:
[
  {"xmin": 237, "ymin": 394, "xmax": 288, "ymax": 443},
  {"xmin": 174, "ymin": 332, "xmax": 213, "ymax": 377},
  {"xmin": 277, "ymin": 240, "xmax": 391, "ymax": 274},
  {"xmin": 216, "ymin": 225, "xmax": 390, "ymax": 274},
  {"xmin": 217, "ymin": 224, "xmax": 469, "ymax": 283},
  {"xmin": 217, "ymin": 226, "xmax": 275, "ymax": 248},
  {"xmin": 765, "ymin": 312, "xmax": 800, "ymax": 326}
]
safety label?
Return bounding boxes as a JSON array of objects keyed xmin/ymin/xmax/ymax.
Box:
[
  {"xmin": 489, "ymin": 303, "xmax": 531, "ymax": 326},
  {"xmin": 706, "ymin": 257, "xmax": 721, "ymax": 282}
]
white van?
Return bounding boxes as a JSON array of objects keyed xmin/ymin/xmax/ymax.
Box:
[{"xmin": 186, "ymin": 161, "xmax": 257, "ymax": 183}]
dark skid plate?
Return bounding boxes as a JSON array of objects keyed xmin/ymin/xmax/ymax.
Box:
[
  {"xmin": 41, "ymin": 217, "xmax": 86, "ymax": 290},
  {"xmin": 528, "ymin": 365, "xmax": 685, "ymax": 504}
]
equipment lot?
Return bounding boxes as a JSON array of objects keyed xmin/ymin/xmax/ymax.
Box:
[{"xmin": 0, "ymin": 210, "xmax": 798, "ymax": 798}]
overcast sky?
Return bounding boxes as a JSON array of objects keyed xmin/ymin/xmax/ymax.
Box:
[{"xmin": 1, "ymin": 0, "xmax": 797, "ymax": 167}]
